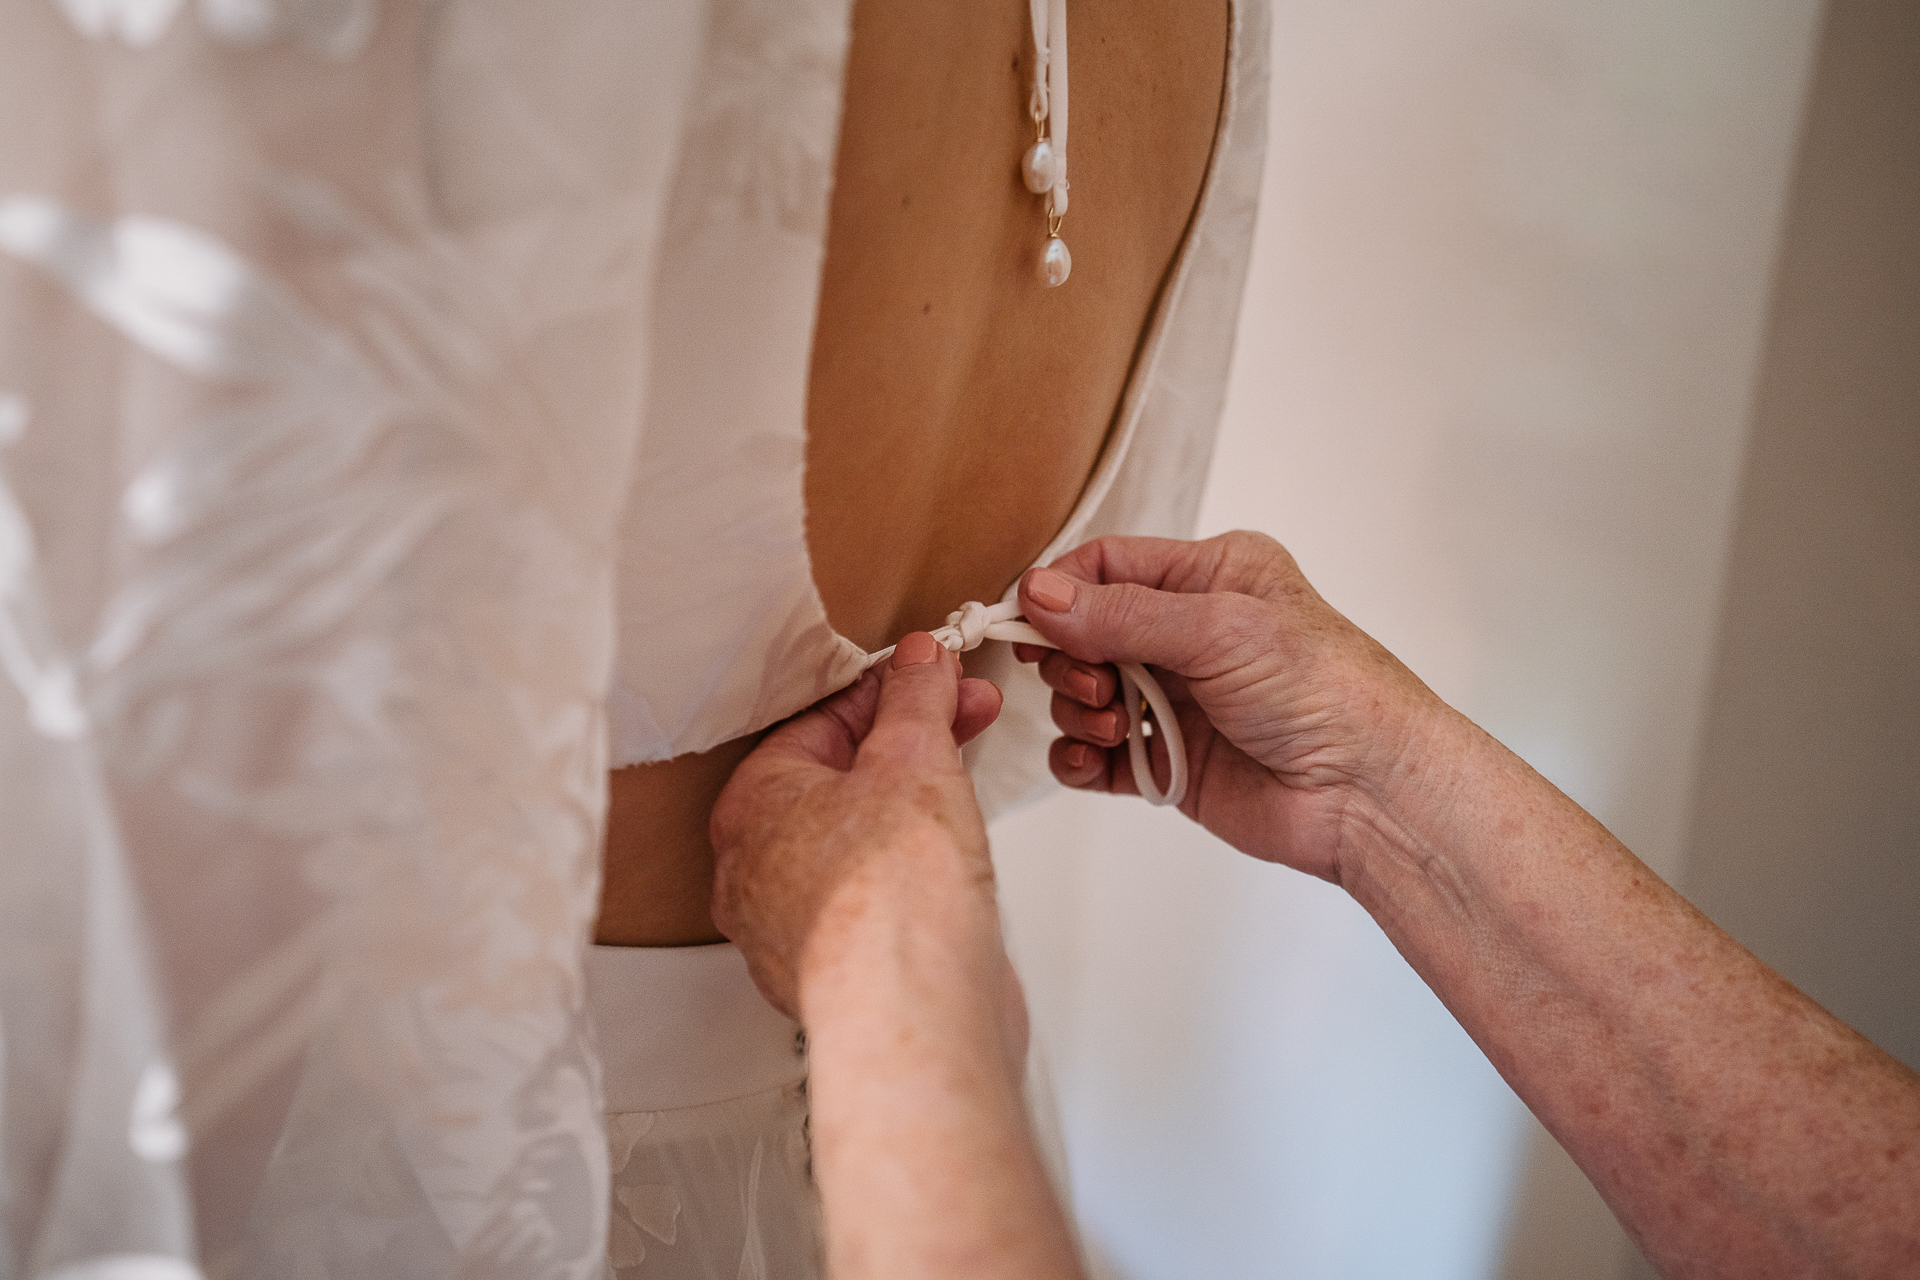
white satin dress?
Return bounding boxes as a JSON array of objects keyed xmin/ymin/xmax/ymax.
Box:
[{"xmin": 0, "ymin": 1, "xmax": 1268, "ymax": 1277}]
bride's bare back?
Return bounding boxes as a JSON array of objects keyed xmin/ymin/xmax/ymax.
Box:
[{"xmin": 598, "ymin": 0, "xmax": 1227, "ymax": 945}]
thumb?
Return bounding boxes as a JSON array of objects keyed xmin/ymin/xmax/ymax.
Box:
[
  {"xmin": 1017, "ymin": 565, "xmax": 1265, "ymax": 680},
  {"xmin": 749, "ymin": 668, "xmax": 883, "ymax": 774},
  {"xmin": 859, "ymin": 632, "xmax": 965, "ymax": 773}
]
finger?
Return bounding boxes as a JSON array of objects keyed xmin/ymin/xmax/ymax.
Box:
[
  {"xmin": 1035, "ymin": 650, "xmax": 1117, "ymax": 708},
  {"xmin": 953, "ymin": 677, "xmax": 1003, "ymax": 747},
  {"xmin": 1050, "ymin": 735, "xmax": 1108, "ymax": 790},
  {"xmin": 1050, "ymin": 691, "xmax": 1127, "ymax": 748},
  {"xmin": 1047, "ymin": 737, "xmax": 1142, "ymax": 798},
  {"xmin": 1044, "ymin": 534, "xmax": 1201, "ymax": 592},
  {"xmin": 1011, "ymin": 642, "xmax": 1050, "ymax": 665},
  {"xmin": 1046, "ymin": 530, "xmax": 1298, "ymax": 597},
  {"xmin": 1019, "ymin": 562, "xmax": 1272, "ymax": 680},
  {"xmin": 861, "ymin": 632, "xmax": 964, "ymax": 771}
]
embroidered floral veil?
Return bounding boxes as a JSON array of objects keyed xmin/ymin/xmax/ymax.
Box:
[{"xmin": 1, "ymin": 4, "xmax": 703, "ymax": 1275}]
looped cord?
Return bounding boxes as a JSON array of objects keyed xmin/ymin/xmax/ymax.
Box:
[
  {"xmin": 1027, "ymin": 0, "xmax": 1049, "ymax": 121},
  {"xmin": 863, "ymin": 598, "xmax": 1186, "ymax": 808},
  {"xmin": 1029, "ymin": 0, "xmax": 1069, "ymax": 217}
]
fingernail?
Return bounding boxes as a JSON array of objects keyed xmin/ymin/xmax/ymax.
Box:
[
  {"xmin": 892, "ymin": 632, "xmax": 939, "ymax": 668},
  {"xmin": 1027, "ymin": 568, "xmax": 1076, "ymax": 612},
  {"xmin": 1065, "ymin": 742, "xmax": 1093, "ymax": 769},
  {"xmin": 1090, "ymin": 709, "xmax": 1120, "ymax": 741},
  {"xmin": 1066, "ymin": 669, "xmax": 1098, "ymax": 704}
]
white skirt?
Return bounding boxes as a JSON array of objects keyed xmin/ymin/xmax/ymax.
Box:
[
  {"xmin": 588, "ymin": 943, "xmax": 822, "ymax": 1280},
  {"xmin": 589, "ymin": 941, "xmax": 1083, "ymax": 1280}
]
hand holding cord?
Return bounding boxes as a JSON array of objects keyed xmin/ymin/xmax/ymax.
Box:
[{"xmin": 864, "ymin": 596, "xmax": 1186, "ymax": 806}]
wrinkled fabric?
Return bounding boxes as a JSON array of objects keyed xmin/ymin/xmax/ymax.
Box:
[
  {"xmin": 0, "ymin": 3, "xmax": 700, "ymax": 1276},
  {"xmin": 588, "ymin": 944, "xmax": 818, "ymax": 1280}
]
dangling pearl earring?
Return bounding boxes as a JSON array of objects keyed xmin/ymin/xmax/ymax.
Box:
[{"xmin": 1023, "ymin": 0, "xmax": 1070, "ymax": 287}]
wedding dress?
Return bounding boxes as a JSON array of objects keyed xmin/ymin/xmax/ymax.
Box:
[{"xmin": 0, "ymin": 1, "xmax": 1268, "ymax": 1277}]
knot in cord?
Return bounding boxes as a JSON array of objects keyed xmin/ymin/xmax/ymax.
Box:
[
  {"xmin": 860, "ymin": 592, "xmax": 1187, "ymax": 808},
  {"xmin": 938, "ymin": 600, "xmax": 997, "ymax": 653}
]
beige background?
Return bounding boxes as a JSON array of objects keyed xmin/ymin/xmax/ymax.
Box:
[{"xmin": 991, "ymin": 2, "xmax": 1917, "ymax": 1276}]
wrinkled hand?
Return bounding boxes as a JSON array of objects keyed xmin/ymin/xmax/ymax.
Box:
[
  {"xmin": 1016, "ymin": 531, "xmax": 1451, "ymax": 884},
  {"xmin": 711, "ymin": 634, "xmax": 1005, "ymax": 1020}
]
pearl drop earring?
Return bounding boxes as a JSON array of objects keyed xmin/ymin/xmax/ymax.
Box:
[{"xmin": 1023, "ymin": 0, "xmax": 1070, "ymax": 287}]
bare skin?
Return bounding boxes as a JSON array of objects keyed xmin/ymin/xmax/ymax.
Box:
[
  {"xmin": 597, "ymin": 0, "xmax": 1228, "ymax": 946},
  {"xmin": 712, "ymin": 532, "xmax": 1920, "ymax": 1280}
]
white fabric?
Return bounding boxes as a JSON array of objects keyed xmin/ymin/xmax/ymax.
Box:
[
  {"xmin": 0, "ymin": 3, "xmax": 702, "ymax": 1277},
  {"xmin": 588, "ymin": 946, "xmax": 818, "ymax": 1280},
  {"xmin": 1048, "ymin": 0, "xmax": 1069, "ymax": 216},
  {"xmin": 587, "ymin": 945, "xmax": 804, "ymax": 1115},
  {"xmin": 585, "ymin": 940, "xmax": 1086, "ymax": 1280},
  {"xmin": 605, "ymin": 1084, "xmax": 817, "ymax": 1280},
  {"xmin": 0, "ymin": 1, "xmax": 1269, "ymax": 1278}
]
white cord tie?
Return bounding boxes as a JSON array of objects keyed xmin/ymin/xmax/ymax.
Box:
[
  {"xmin": 1023, "ymin": 0, "xmax": 1071, "ymax": 283},
  {"xmin": 864, "ymin": 598, "xmax": 1187, "ymax": 807},
  {"xmin": 1036, "ymin": 0, "xmax": 1069, "ymax": 215},
  {"xmin": 940, "ymin": 600, "xmax": 997, "ymax": 652}
]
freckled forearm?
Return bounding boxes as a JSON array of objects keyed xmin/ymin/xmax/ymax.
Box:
[
  {"xmin": 1342, "ymin": 713, "xmax": 1920, "ymax": 1278},
  {"xmin": 798, "ymin": 866, "xmax": 1084, "ymax": 1280}
]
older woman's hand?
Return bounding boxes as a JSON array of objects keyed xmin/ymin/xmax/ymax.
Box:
[
  {"xmin": 711, "ymin": 640, "xmax": 1083, "ymax": 1280},
  {"xmin": 1016, "ymin": 530, "xmax": 1455, "ymax": 886},
  {"xmin": 1019, "ymin": 532, "xmax": 1920, "ymax": 1280},
  {"xmin": 709, "ymin": 633, "xmax": 1004, "ymax": 1020}
]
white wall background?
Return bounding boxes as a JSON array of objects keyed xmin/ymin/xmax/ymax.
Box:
[{"xmin": 992, "ymin": 4, "xmax": 1824, "ymax": 1277}]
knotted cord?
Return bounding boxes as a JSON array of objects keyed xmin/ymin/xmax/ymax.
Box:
[{"xmin": 865, "ymin": 598, "xmax": 1187, "ymax": 807}]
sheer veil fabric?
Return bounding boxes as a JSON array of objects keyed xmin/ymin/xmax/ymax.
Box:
[
  {"xmin": 0, "ymin": 0, "xmax": 1269, "ymax": 1276},
  {"xmin": 0, "ymin": 3, "xmax": 701, "ymax": 1276}
]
